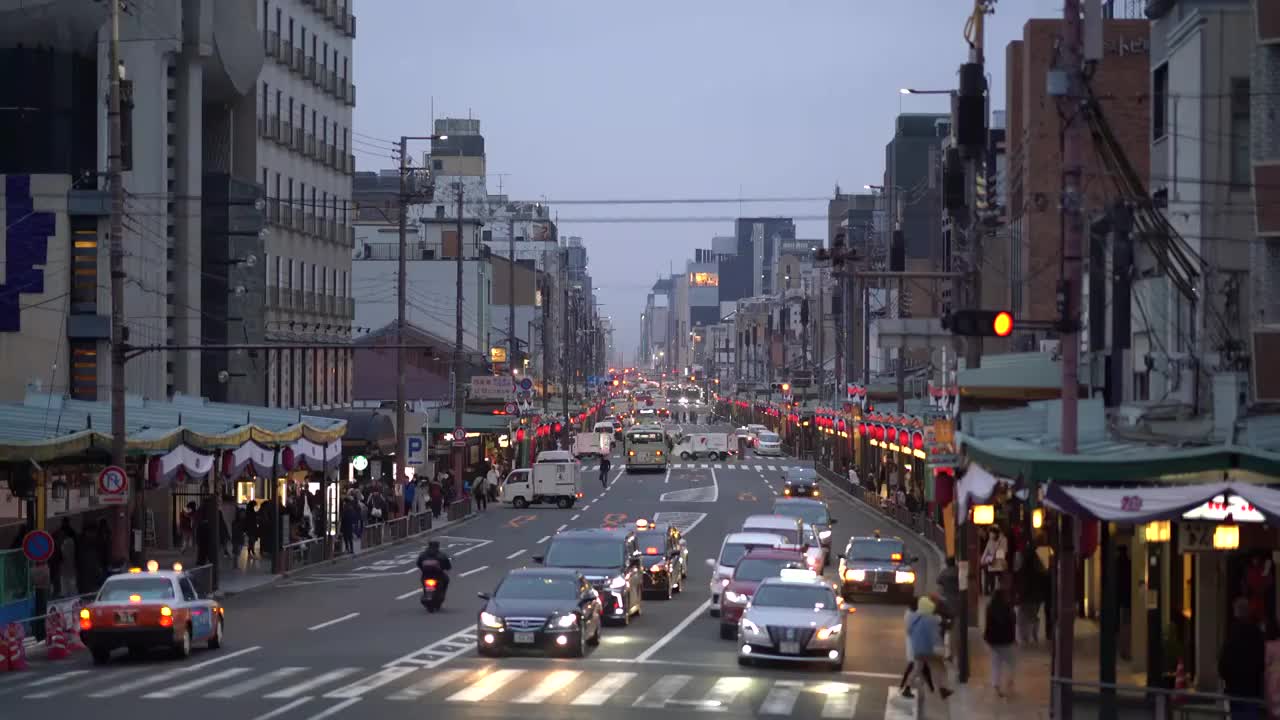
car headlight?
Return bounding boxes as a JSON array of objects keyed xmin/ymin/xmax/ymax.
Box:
[
  {"xmin": 649, "ymin": 562, "xmax": 665, "ymax": 573},
  {"xmin": 740, "ymin": 618, "xmax": 764, "ymax": 636},
  {"xmin": 816, "ymin": 624, "xmax": 843, "ymax": 641},
  {"xmin": 895, "ymin": 570, "xmax": 916, "ymax": 584},
  {"xmin": 479, "ymin": 611, "xmax": 504, "ymax": 629},
  {"xmin": 723, "ymin": 591, "xmax": 749, "ymax": 605},
  {"xmin": 608, "ymin": 576, "xmax": 627, "ymax": 590},
  {"xmin": 844, "ymin": 569, "xmax": 866, "ymax": 582},
  {"xmin": 819, "ymin": 529, "xmax": 832, "ymax": 540},
  {"xmin": 720, "ymin": 577, "xmax": 731, "ymax": 587},
  {"xmin": 552, "ymin": 614, "xmax": 578, "ymax": 629}
]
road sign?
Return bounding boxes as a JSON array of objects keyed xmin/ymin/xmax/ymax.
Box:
[
  {"xmin": 406, "ymin": 435, "xmax": 426, "ymax": 467},
  {"xmin": 21, "ymin": 530, "xmax": 54, "ymax": 563},
  {"xmin": 452, "ymin": 427, "xmax": 467, "ymax": 447},
  {"xmin": 518, "ymin": 377, "xmax": 534, "ymax": 392},
  {"xmin": 505, "ymin": 402, "xmax": 519, "ymax": 416},
  {"xmin": 97, "ymin": 465, "xmax": 128, "ymax": 505}
]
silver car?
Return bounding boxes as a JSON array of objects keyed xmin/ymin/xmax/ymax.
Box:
[
  {"xmin": 754, "ymin": 431, "xmax": 783, "ymax": 456},
  {"xmin": 736, "ymin": 569, "xmax": 850, "ymax": 670}
]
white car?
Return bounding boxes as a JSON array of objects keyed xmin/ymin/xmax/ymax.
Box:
[
  {"xmin": 754, "ymin": 431, "xmax": 783, "ymax": 456},
  {"xmin": 800, "ymin": 524, "xmax": 825, "ymax": 574},
  {"xmin": 706, "ymin": 532, "xmax": 787, "ymax": 617},
  {"xmin": 737, "ymin": 569, "xmax": 851, "ymax": 670}
]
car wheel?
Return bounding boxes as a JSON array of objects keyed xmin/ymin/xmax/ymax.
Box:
[
  {"xmin": 556, "ymin": 496, "xmax": 572, "ymax": 509},
  {"xmin": 173, "ymin": 626, "xmax": 192, "ymax": 659},
  {"xmin": 569, "ymin": 625, "xmax": 586, "ymax": 658},
  {"xmin": 680, "ymin": 452, "xmax": 691, "ymax": 460},
  {"xmin": 513, "ymin": 496, "xmax": 529, "ymax": 509},
  {"xmin": 737, "ymin": 655, "xmax": 752, "ymax": 667},
  {"xmin": 91, "ymin": 646, "xmax": 111, "ymax": 665},
  {"xmin": 719, "ymin": 623, "xmax": 735, "ymax": 640},
  {"xmin": 208, "ymin": 617, "xmax": 224, "ymax": 649}
]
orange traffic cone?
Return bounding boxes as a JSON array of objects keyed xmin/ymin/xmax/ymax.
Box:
[
  {"xmin": 1172, "ymin": 659, "xmax": 1188, "ymax": 705},
  {"xmin": 45, "ymin": 611, "xmax": 68, "ymax": 661},
  {"xmin": 4, "ymin": 622, "xmax": 28, "ymax": 671},
  {"xmin": 66, "ymin": 602, "xmax": 86, "ymax": 653}
]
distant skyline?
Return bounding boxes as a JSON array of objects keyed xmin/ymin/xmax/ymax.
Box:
[{"xmin": 354, "ymin": 0, "xmax": 1063, "ymax": 359}]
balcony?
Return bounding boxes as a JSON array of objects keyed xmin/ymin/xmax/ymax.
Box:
[
  {"xmin": 347, "ymin": 153, "xmax": 356, "ymax": 176},
  {"xmin": 324, "ymin": 0, "xmax": 336, "ymax": 20},
  {"xmin": 305, "ymin": 291, "xmax": 320, "ymax": 313},
  {"xmin": 344, "ymin": 10, "xmax": 356, "ymax": 38},
  {"xmin": 268, "ymin": 198, "xmax": 281, "ymax": 225},
  {"xmin": 305, "ymin": 57, "xmax": 316, "ymax": 81},
  {"xmin": 266, "ymin": 115, "xmax": 280, "ymax": 141},
  {"xmin": 281, "ymin": 40, "xmax": 294, "ymax": 67},
  {"xmin": 266, "ymin": 31, "xmax": 280, "ymax": 59},
  {"xmin": 327, "ymin": 219, "xmax": 339, "ymax": 243},
  {"xmin": 315, "ymin": 65, "xmax": 327, "ymax": 91},
  {"xmin": 293, "ymin": 47, "xmax": 304, "ymax": 72},
  {"xmin": 347, "ymin": 225, "xmax": 356, "ymax": 248},
  {"xmin": 282, "ymin": 204, "xmax": 293, "ymax": 228},
  {"xmin": 346, "ymin": 82, "xmax": 356, "ymax": 107},
  {"xmin": 287, "ymin": 289, "xmax": 301, "ymax": 309},
  {"xmin": 280, "ymin": 120, "xmax": 293, "ymax": 148},
  {"xmin": 293, "ymin": 126, "xmax": 306, "ymax": 153},
  {"xmin": 342, "ymin": 297, "xmax": 354, "ymax": 318},
  {"xmin": 328, "ymin": 70, "xmax": 339, "ymax": 95},
  {"xmin": 326, "ymin": 144, "xmax": 337, "ymax": 168},
  {"xmin": 257, "ymin": 115, "xmax": 268, "ymax": 138}
]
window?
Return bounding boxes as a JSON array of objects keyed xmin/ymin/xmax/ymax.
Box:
[
  {"xmin": 287, "ymin": 96, "xmax": 293, "ymax": 124},
  {"xmin": 343, "ymin": 56, "xmax": 349, "ymax": 81},
  {"xmin": 70, "ymin": 225, "xmax": 98, "ymax": 312},
  {"xmin": 69, "ymin": 340, "xmax": 98, "ymax": 401},
  {"xmin": 180, "ymin": 578, "xmax": 198, "ymax": 602},
  {"xmin": 322, "ymin": 191, "xmax": 328, "ymax": 219},
  {"xmin": 288, "ymin": 16, "xmax": 294, "ymax": 45},
  {"xmin": 690, "ymin": 272, "xmax": 719, "ymax": 287},
  {"xmin": 288, "ymin": 178, "xmax": 294, "ymax": 208},
  {"xmin": 287, "ymin": 259, "xmax": 295, "ymax": 289},
  {"xmin": 261, "ymin": 81, "xmax": 268, "ymax": 112},
  {"xmin": 1152, "ymin": 63, "xmax": 1167, "ymax": 141},
  {"xmin": 322, "ymin": 115, "xmax": 328, "ymax": 144},
  {"xmin": 275, "ymin": 89, "xmax": 282, "ymax": 118},
  {"xmin": 275, "ymin": 7, "xmax": 281, "ymax": 33},
  {"xmin": 262, "ymin": 1, "xmax": 269, "ymax": 44},
  {"xmin": 322, "ymin": 41, "xmax": 328, "ymax": 69},
  {"xmin": 1231, "ymin": 78, "xmax": 1251, "ymax": 187},
  {"xmin": 274, "ymin": 255, "xmax": 282, "ymax": 287},
  {"xmin": 300, "ymin": 103, "xmax": 306, "ymax": 134}
]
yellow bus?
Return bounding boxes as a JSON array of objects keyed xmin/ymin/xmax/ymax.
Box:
[{"xmin": 624, "ymin": 426, "xmax": 668, "ymax": 472}]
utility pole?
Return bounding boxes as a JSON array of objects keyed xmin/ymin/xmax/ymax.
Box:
[
  {"xmin": 395, "ymin": 136, "xmax": 409, "ymax": 496},
  {"xmin": 1056, "ymin": 0, "xmax": 1085, "ymax": 712},
  {"xmin": 508, "ymin": 216, "xmax": 517, "ymax": 372},
  {"xmin": 561, "ymin": 289, "xmax": 571, "ymax": 443},
  {"xmin": 107, "ymin": 0, "xmax": 129, "ymax": 568},
  {"xmin": 453, "ymin": 181, "xmax": 465, "ymax": 500},
  {"xmin": 540, "ymin": 271, "xmax": 550, "ymax": 415}
]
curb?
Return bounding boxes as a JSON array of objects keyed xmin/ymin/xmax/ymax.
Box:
[{"xmin": 213, "ymin": 511, "xmax": 482, "ymax": 599}]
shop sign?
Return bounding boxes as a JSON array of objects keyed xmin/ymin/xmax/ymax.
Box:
[
  {"xmin": 471, "ymin": 375, "xmax": 515, "ymax": 401},
  {"xmin": 1180, "ymin": 494, "xmax": 1265, "ymax": 524},
  {"xmin": 1178, "ymin": 523, "xmax": 1220, "ymax": 553},
  {"xmin": 931, "ymin": 419, "xmax": 954, "ymax": 446}
]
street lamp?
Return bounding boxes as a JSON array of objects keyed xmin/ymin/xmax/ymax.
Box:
[{"xmin": 899, "ymin": 88, "xmax": 955, "ymax": 96}]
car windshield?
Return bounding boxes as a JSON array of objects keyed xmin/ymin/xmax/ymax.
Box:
[
  {"xmin": 627, "ymin": 432, "xmax": 662, "ymax": 443},
  {"xmin": 773, "ymin": 502, "xmax": 829, "ymax": 526},
  {"xmin": 850, "ymin": 540, "xmax": 906, "ymax": 562},
  {"xmin": 752, "ymin": 584, "xmax": 837, "ymax": 610},
  {"xmin": 98, "ymin": 578, "xmax": 175, "ymax": 602},
  {"xmin": 744, "ymin": 526, "xmax": 799, "ymax": 545},
  {"xmin": 719, "ymin": 541, "xmax": 773, "ymax": 567},
  {"xmin": 545, "ymin": 538, "xmax": 624, "ymax": 568},
  {"xmin": 635, "ymin": 531, "xmax": 668, "ymax": 553},
  {"xmin": 786, "ymin": 469, "xmax": 819, "ymax": 484},
  {"xmin": 494, "ymin": 575, "xmax": 579, "ymax": 601},
  {"xmin": 758, "ymin": 432, "xmax": 780, "ymax": 443},
  {"xmin": 733, "ymin": 557, "xmax": 800, "ymax": 582}
]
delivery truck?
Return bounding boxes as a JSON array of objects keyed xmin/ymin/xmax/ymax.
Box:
[
  {"xmin": 573, "ymin": 430, "xmax": 612, "ymax": 459},
  {"xmin": 673, "ymin": 430, "xmax": 732, "ymax": 461},
  {"xmin": 501, "ymin": 450, "xmax": 584, "ymax": 509}
]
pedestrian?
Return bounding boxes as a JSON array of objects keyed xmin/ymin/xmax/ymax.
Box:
[
  {"xmin": 180, "ymin": 501, "xmax": 196, "ymax": 552},
  {"xmin": 472, "ymin": 472, "xmax": 488, "ymax": 511},
  {"xmin": 1015, "ymin": 550, "xmax": 1046, "ymax": 645},
  {"xmin": 898, "ymin": 596, "xmax": 931, "ymax": 698},
  {"xmin": 486, "ymin": 464, "xmax": 501, "ymax": 504},
  {"xmin": 428, "ymin": 477, "xmax": 444, "ymax": 519},
  {"xmin": 599, "ymin": 455, "xmax": 612, "ymax": 489},
  {"xmin": 1220, "ymin": 596, "xmax": 1266, "ymax": 720},
  {"xmin": 243, "ymin": 502, "xmax": 258, "ymax": 560},
  {"xmin": 908, "ymin": 595, "xmax": 953, "ymax": 699},
  {"xmin": 985, "ymin": 581, "xmax": 1018, "ymax": 698},
  {"xmin": 339, "ymin": 499, "xmax": 358, "ymax": 554},
  {"xmin": 981, "ymin": 525, "xmax": 1009, "ymax": 594},
  {"xmin": 56, "ymin": 518, "xmax": 77, "ymax": 597}
]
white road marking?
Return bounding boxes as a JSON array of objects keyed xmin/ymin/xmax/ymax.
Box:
[
  {"xmin": 207, "ymin": 667, "xmax": 307, "ymax": 698},
  {"xmin": 714, "ymin": 464, "xmax": 723, "ymax": 469},
  {"xmin": 323, "ymin": 666, "xmax": 416, "ymax": 698},
  {"xmin": 458, "ymin": 565, "xmax": 488, "ymax": 577},
  {"xmin": 5, "ymin": 669, "xmax": 89, "ymax": 695},
  {"xmin": 759, "ymin": 679, "xmax": 803, "ymax": 714},
  {"xmin": 448, "ymin": 668, "xmax": 525, "ymax": 702},
  {"xmin": 387, "ymin": 668, "xmax": 469, "ymax": 701},
  {"xmin": 884, "ymin": 688, "xmax": 919, "ymax": 720},
  {"xmin": 633, "ymin": 674, "xmax": 692, "ymax": 708},
  {"xmin": 302, "ymin": 697, "xmax": 361, "ymax": 720},
  {"xmin": 820, "ymin": 682, "xmax": 861, "ymax": 717},
  {"xmin": 753, "ymin": 465, "xmax": 763, "ymax": 471},
  {"xmin": 685, "ymin": 675, "xmax": 752, "ymax": 710},
  {"xmin": 506, "ymin": 549, "xmax": 527, "ymax": 560},
  {"xmin": 570, "ymin": 671, "xmax": 636, "ymax": 706},
  {"xmin": 88, "ymin": 645, "xmax": 261, "ymax": 697},
  {"xmin": 557, "ymin": 524, "xmax": 568, "ymax": 532},
  {"xmin": 24, "ymin": 668, "xmax": 148, "ymax": 699},
  {"xmin": 699, "ymin": 463, "xmax": 708, "ymax": 469},
  {"xmin": 768, "ymin": 465, "xmax": 777, "ymax": 471},
  {"xmin": 664, "ymin": 467, "xmax": 671, "ymax": 484},
  {"xmin": 395, "ymin": 587, "xmax": 422, "ymax": 600},
  {"xmin": 635, "ymin": 598, "xmax": 711, "ymax": 661},
  {"xmin": 249, "ymin": 697, "xmax": 312, "ymax": 720},
  {"xmin": 514, "ymin": 669, "xmax": 582, "ymax": 703},
  {"xmin": 264, "ymin": 668, "xmax": 360, "ymax": 699},
  {"xmin": 383, "ymin": 626, "xmax": 477, "ymax": 669},
  {"xmin": 143, "ymin": 667, "xmax": 251, "ymax": 698},
  {"xmin": 453, "ymin": 539, "xmax": 494, "ymax": 556},
  {"xmin": 308, "ymin": 611, "xmax": 360, "ymax": 631},
  {"xmin": 537, "ymin": 535, "xmax": 551, "ymax": 544},
  {"xmin": 571, "ymin": 514, "xmax": 580, "ymax": 521}
]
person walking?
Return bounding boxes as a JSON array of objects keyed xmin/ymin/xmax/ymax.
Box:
[
  {"xmin": 985, "ymin": 582, "xmax": 1018, "ymax": 698},
  {"xmin": 428, "ymin": 477, "xmax": 444, "ymax": 519},
  {"xmin": 898, "ymin": 596, "xmax": 931, "ymax": 698},
  {"xmin": 599, "ymin": 455, "xmax": 612, "ymax": 489},
  {"xmin": 1220, "ymin": 596, "xmax": 1266, "ymax": 720},
  {"xmin": 1015, "ymin": 550, "xmax": 1047, "ymax": 645},
  {"xmin": 908, "ymin": 595, "xmax": 953, "ymax": 699},
  {"xmin": 472, "ymin": 471, "xmax": 488, "ymax": 511}
]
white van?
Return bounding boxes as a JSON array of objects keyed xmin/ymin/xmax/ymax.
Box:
[
  {"xmin": 740, "ymin": 514, "xmax": 807, "ymax": 551},
  {"xmin": 704, "ymin": 531, "xmax": 786, "ymax": 616},
  {"xmin": 501, "ymin": 450, "xmax": 583, "ymax": 509}
]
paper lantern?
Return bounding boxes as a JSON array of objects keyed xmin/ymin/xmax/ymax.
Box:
[
  {"xmin": 515, "ymin": 429, "xmax": 525, "ymax": 443},
  {"xmin": 221, "ymin": 451, "xmax": 235, "ymax": 478},
  {"xmin": 1144, "ymin": 520, "xmax": 1170, "ymax": 543},
  {"xmin": 148, "ymin": 456, "xmax": 162, "ymax": 482},
  {"xmin": 1213, "ymin": 524, "xmax": 1240, "ymax": 550},
  {"xmin": 972, "ymin": 504, "xmax": 995, "ymax": 525},
  {"xmin": 912, "ymin": 432, "xmax": 924, "ymax": 450},
  {"xmin": 281, "ymin": 447, "xmax": 295, "ymax": 471}
]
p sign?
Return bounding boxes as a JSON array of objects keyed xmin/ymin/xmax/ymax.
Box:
[{"xmin": 406, "ymin": 436, "xmax": 426, "ymax": 467}]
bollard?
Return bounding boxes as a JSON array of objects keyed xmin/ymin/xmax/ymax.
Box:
[{"xmin": 45, "ymin": 611, "xmax": 68, "ymax": 660}]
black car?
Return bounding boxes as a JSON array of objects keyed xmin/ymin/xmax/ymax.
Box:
[
  {"xmin": 837, "ymin": 533, "xmax": 918, "ymax": 602},
  {"xmin": 781, "ymin": 466, "xmax": 821, "ymax": 498},
  {"xmin": 534, "ymin": 528, "xmax": 644, "ymax": 625},
  {"xmin": 634, "ymin": 521, "xmax": 688, "ymax": 599},
  {"xmin": 476, "ymin": 568, "xmax": 603, "ymax": 657},
  {"xmin": 772, "ymin": 497, "xmax": 837, "ymax": 560}
]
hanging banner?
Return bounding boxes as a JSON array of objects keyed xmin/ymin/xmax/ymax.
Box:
[{"xmin": 156, "ymin": 445, "xmax": 215, "ymax": 484}]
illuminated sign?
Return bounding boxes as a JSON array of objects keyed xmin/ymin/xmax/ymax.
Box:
[
  {"xmin": 1181, "ymin": 494, "xmax": 1265, "ymax": 524},
  {"xmin": 689, "ymin": 272, "xmax": 719, "ymax": 287},
  {"xmin": 490, "ymin": 347, "xmax": 508, "ymax": 363}
]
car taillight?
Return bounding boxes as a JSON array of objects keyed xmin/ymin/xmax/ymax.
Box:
[
  {"xmin": 159, "ymin": 606, "xmax": 173, "ymax": 628},
  {"xmin": 79, "ymin": 608, "xmax": 91, "ymax": 630}
]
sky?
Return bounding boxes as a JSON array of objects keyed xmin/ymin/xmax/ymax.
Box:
[{"xmin": 353, "ymin": 0, "xmax": 1063, "ymax": 362}]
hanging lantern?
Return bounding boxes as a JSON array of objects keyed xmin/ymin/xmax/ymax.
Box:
[
  {"xmin": 515, "ymin": 428, "xmax": 525, "ymax": 443},
  {"xmin": 912, "ymin": 432, "xmax": 924, "ymax": 450},
  {"xmin": 838, "ymin": 419, "xmax": 846, "ymax": 432},
  {"xmin": 972, "ymin": 504, "xmax": 996, "ymax": 525},
  {"xmin": 1213, "ymin": 523, "xmax": 1240, "ymax": 550},
  {"xmin": 886, "ymin": 427, "xmax": 898, "ymax": 444},
  {"xmin": 1032, "ymin": 508, "xmax": 1044, "ymax": 530},
  {"xmin": 281, "ymin": 447, "xmax": 295, "ymax": 472},
  {"xmin": 1144, "ymin": 520, "xmax": 1171, "ymax": 543},
  {"xmin": 553, "ymin": 422, "xmax": 563, "ymax": 434},
  {"xmin": 221, "ymin": 451, "xmax": 236, "ymax": 479}
]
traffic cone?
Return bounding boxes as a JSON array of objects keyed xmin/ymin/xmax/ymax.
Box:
[
  {"xmin": 45, "ymin": 611, "xmax": 68, "ymax": 661},
  {"xmin": 5, "ymin": 623, "xmax": 28, "ymax": 671},
  {"xmin": 1172, "ymin": 658, "xmax": 1188, "ymax": 705}
]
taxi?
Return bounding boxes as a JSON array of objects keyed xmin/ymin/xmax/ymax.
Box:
[
  {"xmin": 837, "ymin": 531, "xmax": 918, "ymax": 602},
  {"xmin": 79, "ymin": 561, "xmax": 224, "ymax": 664},
  {"xmin": 736, "ymin": 568, "xmax": 853, "ymax": 670},
  {"xmin": 633, "ymin": 518, "xmax": 688, "ymax": 599}
]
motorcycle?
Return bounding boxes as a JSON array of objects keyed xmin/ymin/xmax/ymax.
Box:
[{"xmin": 420, "ymin": 558, "xmax": 447, "ymax": 612}]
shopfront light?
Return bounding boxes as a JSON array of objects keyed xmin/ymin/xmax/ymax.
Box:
[
  {"xmin": 972, "ymin": 504, "xmax": 995, "ymax": 526},
  {"xmin": 1213, "ymin": 523, "xmax": 1240, "ymax": 550},
  {"xmin": 1032, "ymin": 508, "xmax": 1044, "ymax": 530},
  {"xmin": 1144, "ymin": 520, "xmax": 1171, "ymax": 543}
]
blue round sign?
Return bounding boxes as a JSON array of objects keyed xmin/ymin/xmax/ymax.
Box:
[
  {"xmin": 519, "ymin": 377, "xmax": 534, "ymax": 392},
  {"xmin": 22, "ymin": 530, "xmax": 54, "ymax": 563}
]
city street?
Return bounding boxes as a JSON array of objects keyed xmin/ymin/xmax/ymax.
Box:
[{"xmin": 1, "ymin": 443, "xmax": 936, "ymax": 720}]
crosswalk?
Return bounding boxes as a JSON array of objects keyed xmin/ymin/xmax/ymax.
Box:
[{"xmin": 3, "ymin": 662, "xmax": 918, "ymax": 717}]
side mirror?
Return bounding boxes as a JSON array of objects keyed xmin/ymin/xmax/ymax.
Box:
[
  {"xmin": 532, "ymin": 555, "xmax": 544, "ymax": 564},
  {"xmin": 705, "ymin": 558, "xmax": 716, "ymax": 569},
  {"xmin": 829, "ymin": 519, "xmax": 838, "ymax": 525},
  {"xmin": 477, "ymin": 592, "xmax": 491, "ymax": 600}
]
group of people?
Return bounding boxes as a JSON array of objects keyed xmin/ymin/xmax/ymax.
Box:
[{"xmin": 9, "ymin": 516, "xmax": 115, "ymax": 598}]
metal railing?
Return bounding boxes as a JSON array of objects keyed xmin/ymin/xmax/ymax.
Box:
[
  {"xmin": 814, "ymin": 464, "xmax": 945, "ymax": 553},
  {"xmin": 1051, "ymin": 677, "xmax": 1266, "ymax": 720},
  {"xmin": 277, "ymin": 509, "xmax": 449, "ymax": 575}
]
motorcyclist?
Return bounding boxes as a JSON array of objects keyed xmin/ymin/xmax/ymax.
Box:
[{"xmin": 417, "ymin": 540, "xmax": 453, "ymax": 602}]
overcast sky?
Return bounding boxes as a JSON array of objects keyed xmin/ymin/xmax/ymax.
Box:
[{"xmin": 354, "ymin": 0, "xmax": 1063, "ymax": 361}]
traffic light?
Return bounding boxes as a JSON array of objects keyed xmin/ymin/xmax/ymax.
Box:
[{"xmin": 942, "ymin": 310, "xmax": 1014, "ymax": 337}]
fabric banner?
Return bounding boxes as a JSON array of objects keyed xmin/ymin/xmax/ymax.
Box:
[
  {"xmin": 1043, "ymin": 481, "xmax": 1280, "ymax": 525},
  {"xmin": 292, "ymin": 437, "xmax": 342, "ymax": 471},
  {"xmin": 161, "ymin": 437, "xmax": 343, "ymax": 483},
  {"xmin": 226, "ymin": 442, "xmax": 276, "ymax": 480},
  {"xmin": 156, "ymin": 445, "xmax": 214, "ymax": 484}
]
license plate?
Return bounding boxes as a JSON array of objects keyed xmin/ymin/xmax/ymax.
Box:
[
  {"xmin": 114, "ymin": 611, "xmax": 136, "ymax": 625},
  {"xmin": 779, "ymin": 641, "xmax": 800, "ymax": 655},
  {"xmin": 514, "ymin": 632, "xmax": 535, "ymax": 644},
  {"xmin": 873, "ymin": 584, "xmax": 889, "ymax": 593}
]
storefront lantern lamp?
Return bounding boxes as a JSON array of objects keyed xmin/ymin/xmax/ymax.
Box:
[
  {"xmin": 1031, "ymin": 508, "xmax": 1044, "ymax": 530},
  {"xmin": 972, "ymin": 504, "xmax": 996, "ymax": 526},
  {"xmin": 515, "ymin": 428, "xmax": 525, "ymax": 443},
  {"xmin": 352, "ymin": 455, "xmax": 369, "ymax": 472},
  {"xmin": 912, "ymin": 432, "xmax": 924, "ymax": 450},
  {"xmin": 1143, "ymin": 520, "xmax": 1171, "ymax": 543},
  {"xmin": 1213, "ymin": 523, "xmax": 1240, "ymax": 550}
]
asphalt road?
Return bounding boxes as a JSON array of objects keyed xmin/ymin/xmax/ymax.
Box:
[{"xmin": 3, "ymin": 430, "xmax": 938, "ymax": 720}]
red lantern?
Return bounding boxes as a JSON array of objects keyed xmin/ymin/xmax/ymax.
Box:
[
  {"xmin": 912, "ymin": 432, "xmax": 924, "ymax": 450},
  {"xmin": 281, "ymin": 447, "xmax": 295, "ymax": 471},
  {"xmin": 147, "ymin": 455, "xmax": 162, "ymax": 482},
  {"xmin": 886, "ymin": 427, "xmax": 897, "ymax": 444},
  {"xmin": 838, "ymin": 419, "xmax": 846, "ymax": 431},
  {"xmin": 875, "ymin": 425, "xmax": 886, "ymax": 441},
  {"xmin": 515, "ymin": 428, "xmax": 526, "ymax": 443},
  {"xmin": 221, "ymin": 451, "xmax": 235, "ymax": 478},
  {"xmin": 553, "ymin": 422, "xmax": 563, "ymax": 434}
]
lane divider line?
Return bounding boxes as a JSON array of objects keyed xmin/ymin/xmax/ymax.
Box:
[
  {"xmin": 634, "ymin": 598, "xmax": 711, "ymax": 662},
  {"xmin": 248, "ymin": 697, "xmax": 312, "ymax": 720},
  {"xmin": 458, "ymin": 565, "xmax": 488, "ymax": 578},
  {"xmin": 571, "ymin": 514, "xmax": 580, "ymax": 521},
  {"xmin": 506, "ymin": 549, "xmax": 527, "ymax": 560},
  {"xmin": 556, "ymin": 524, "xmax": 568, "ymax": 532},
  {"xmin": 307, "ymin": 612, "xmax": 360, "ymax": 631},
  {"xmin": 537, "ymin": 535, "xmax": 551, "ymax": 544}
]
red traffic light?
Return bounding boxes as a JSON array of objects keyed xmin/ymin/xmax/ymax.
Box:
[{"xmin": 992, "ymin": 311, "xmax": 1013, "ymax": 337}]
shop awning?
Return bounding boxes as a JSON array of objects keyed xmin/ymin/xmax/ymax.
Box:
[{"xmin": 1044, "ymin": 482, "xmax": 1280, "ymax": 525}]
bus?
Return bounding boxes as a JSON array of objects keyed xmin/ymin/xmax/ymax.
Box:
[{"xmin": 624, "ymin": 426, "xmax": 669, "ymax": 472}]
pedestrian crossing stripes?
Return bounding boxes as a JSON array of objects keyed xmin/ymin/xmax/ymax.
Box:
[{"xmin": 7, "ymin": 664, "xmax": 919, "ymax": 717}]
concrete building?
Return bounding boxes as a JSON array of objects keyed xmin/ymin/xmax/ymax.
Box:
[
  {"xmin": 1251, "ymin": 1, "xmax": 1280, "ymax": 331},
  {"xmin": 883, "ymin": 114, "xmax": 949, "ymax": 320},
  {"xmin": 733, "ymin": 218, "xmax": 796, "ymax": 298}
]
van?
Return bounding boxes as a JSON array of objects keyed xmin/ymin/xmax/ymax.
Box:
[{"xmin": 740, "ymin": 514, "xmax": 807, "ymax": 550}]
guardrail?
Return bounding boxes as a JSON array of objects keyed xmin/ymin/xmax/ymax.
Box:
[
  {"xmin": 1051, "ymin": 677, "xmax": 1266, "ymax": 720},
  {"xmin": 278, "ymin": 508, "xmax": 454, "ymax": 575},
  {"xmin": 814, "ymin": 464, "xmax": 946, "ymax": 553}
]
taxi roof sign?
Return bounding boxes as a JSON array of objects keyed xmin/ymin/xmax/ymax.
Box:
[{"xmin": 778, "ymin": 567, "xmax": 819, "ymax": 582}]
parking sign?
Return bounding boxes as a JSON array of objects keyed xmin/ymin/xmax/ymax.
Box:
[{"xmin": 406, "ymin": 436, "xmax": 426, "ymax": 467}]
